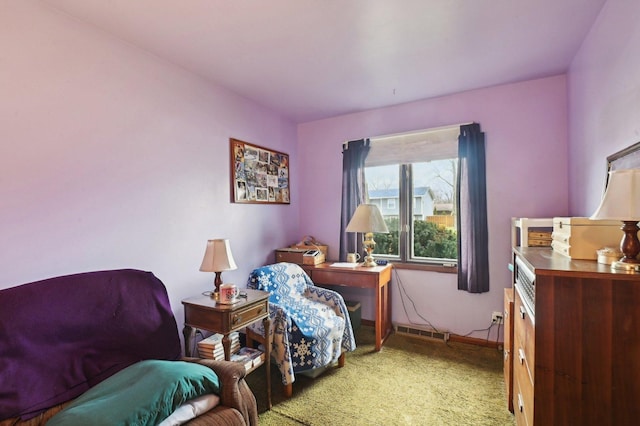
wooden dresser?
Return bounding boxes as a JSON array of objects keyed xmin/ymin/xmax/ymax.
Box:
[{"xmin": 506, "ymin": 247, "xmax": 640, "ymax": 426}]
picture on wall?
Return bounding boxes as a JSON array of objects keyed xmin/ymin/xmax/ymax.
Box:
[{"xmin": 230, "ymin": 138, "xmax": 290, "ymax": 204}]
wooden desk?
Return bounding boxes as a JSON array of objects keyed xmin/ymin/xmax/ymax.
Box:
[
  {"xmin": 302, "ymin": 262, "xmax": 392, "ymax": 351},
  {"xmin": 182, "ymin": 289, "xmax": 272, "ymax": 409}
]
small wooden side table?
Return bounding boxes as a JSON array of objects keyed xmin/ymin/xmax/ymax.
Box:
[{"xmin": 182, "ymin": 289, "xmax": 272, "ymax": 409}]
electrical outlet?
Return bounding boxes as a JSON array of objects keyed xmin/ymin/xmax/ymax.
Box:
[{"xmin": 491, "ymin": 311, "xmax": 503, "ymax": 324}]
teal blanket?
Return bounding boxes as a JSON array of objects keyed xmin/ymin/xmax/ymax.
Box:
[{"xmin": 46, "ymin": 360, "xmax": 220, "ymax": 426}]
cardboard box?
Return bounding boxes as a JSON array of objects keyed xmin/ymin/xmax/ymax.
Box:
[{"xmin": 275, "ymin": 248, "xmax": 325, "ymax": 265}]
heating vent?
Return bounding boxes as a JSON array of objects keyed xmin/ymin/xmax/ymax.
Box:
[{"xmin": 394, "ymin": 323, "xmax": 449, "ymax": 342}]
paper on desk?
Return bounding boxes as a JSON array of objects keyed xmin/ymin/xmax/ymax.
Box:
[{"xmin": 330, "ymin": 262, "xmax": 359, "ymax": 268}]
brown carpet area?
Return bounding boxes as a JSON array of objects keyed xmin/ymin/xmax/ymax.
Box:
[{"xmin": 245, "ymin": 325, "xmax": 515, "ymax": 425}]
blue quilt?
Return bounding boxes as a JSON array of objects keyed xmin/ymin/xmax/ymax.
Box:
[{"xmin": 247, "ymin": 263, "xmax": 356, "ymax": 385}]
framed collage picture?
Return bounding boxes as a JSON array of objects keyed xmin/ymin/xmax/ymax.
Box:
[{"xmin": 230, "ymin": 138, "xmax": 290, "ymax": 204}]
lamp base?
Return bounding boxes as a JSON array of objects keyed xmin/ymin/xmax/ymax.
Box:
[
  {"xmin": 361, "ymin": 256, "xmax": 377, "ymax": 267},
  {"xmin": 611, "ymin": 259, "xmax": 640, "ymax": 272},
  {"xmin": 361, "ymin": 232, "xmax": 378, "ymax": 267}
]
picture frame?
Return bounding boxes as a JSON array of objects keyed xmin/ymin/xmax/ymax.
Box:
[
  {"xmin": 604, "ymin": 141, "xmax": 640, "ymax": 191},
  {"xmin": 230, "ymin": 138, "xmax": 290, "ymax": 204}
]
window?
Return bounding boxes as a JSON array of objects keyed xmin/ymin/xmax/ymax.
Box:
[
  {"xmin": 364, "ymin": 126, "xmax": 459, "ymax": 266},
  {"xmin": 386, "ymin": 199, "xmax": 395, "ymax": 210}
]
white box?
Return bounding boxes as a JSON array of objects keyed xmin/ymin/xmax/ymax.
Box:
[{"xmin": 552, "ymin": 217, "xmax": 621, "ymax": 260}]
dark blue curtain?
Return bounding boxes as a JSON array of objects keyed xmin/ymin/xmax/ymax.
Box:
[
  {"xmin": 339, "ymin": 139, "xmax": 370, "ymax": 262},
  {"xmin": 456, "ymin": 123, "xmax": 489, "ymax": 293}
]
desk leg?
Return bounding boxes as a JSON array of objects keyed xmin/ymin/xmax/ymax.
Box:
[
  {"xmin": 375, "ymin": 285, "xmax": 382, "ymax": 351},
  {"xmin": 374, "ymin": 280, "xmax": 393, "ymax": 351},
  {"xmin": 382, "ymin": 280, "xmax": 391, "ymax": 345},
  {"xmin": 183, "ymin": 325, "xmax": 196, "ymax": 357}
]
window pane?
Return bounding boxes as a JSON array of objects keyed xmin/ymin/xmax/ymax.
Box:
[
  {"xmin": 365, "ymin": 165, "xmax": 399, "ymax": 257},
  {"xmin": 412, "ymin": 160, "xmax": 457, "ymax": 261}
]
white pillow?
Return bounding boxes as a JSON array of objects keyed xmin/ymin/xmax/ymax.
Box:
[{"xmin": 158, "ymin": 393, "xmax": 221, "ymax": 426}]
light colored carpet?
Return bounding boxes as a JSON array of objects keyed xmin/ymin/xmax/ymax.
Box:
[{"xmin": 245, "ymin": 325, "xmax": 516, "ymax": 425}]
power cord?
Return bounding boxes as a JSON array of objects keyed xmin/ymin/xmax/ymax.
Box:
[
  {"xmin": 393, "ymin": 267, "xmax": 442, "ymax": 334},
  {"xmin": 393, "ymin": 266, "xmax": 503, "ymax": 350}
]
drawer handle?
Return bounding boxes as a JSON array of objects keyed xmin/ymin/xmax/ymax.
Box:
[
  {"xmin": 504, "ymin": 349, "xmax": 509, "ymax": 361},
  {"xmin": 518, "ymin": 393, "xmax": 524, "ymax": 412},
  {"xmin": 232, "ymin": 316, "xmax": 240, "ymax": 325},
  {"xmin": 503, "ymin": 309, "xmax": 508, "ymax": 319},
  {"xmin": 518, "ymin": 348, "xmax": 525, "ymax": 364},
  {"xmin": 519, "ymin": 305, "xmax": 526, "ymax": 319}
]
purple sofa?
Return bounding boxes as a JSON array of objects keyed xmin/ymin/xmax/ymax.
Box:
[{"xmin": 0, "ymin": 269, "xmax": 257, "ymax": 425}]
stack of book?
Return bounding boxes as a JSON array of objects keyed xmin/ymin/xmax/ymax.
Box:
[
  {"xmin": 197, "ymin": 332, "xmax": 240, "ymax": 360},
  {"xmin": 231, "ymin": 346, "xmax": 265, "ymax": 372}
]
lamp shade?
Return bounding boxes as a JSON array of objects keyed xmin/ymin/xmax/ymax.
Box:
[
  {"xmin": 346, "ymin": 204, "xmax": 389, "ymax": 233},
  {"xmin": 199, "ymin": 239, "xmax": 238, "ymax": 272},
  {"xmin": 591, "ymin": 169, "xmax": 640, "ymax": 220}
]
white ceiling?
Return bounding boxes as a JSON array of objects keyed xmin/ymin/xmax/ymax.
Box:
[{"xmin": 43, "ymin": 0, "xmax": 607, "ymax": 123}]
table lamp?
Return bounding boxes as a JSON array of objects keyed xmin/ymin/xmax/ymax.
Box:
[
  {"xmin": 590, "ymin": 169, "xmax": 640, "ymax": 271},
  {"xmin": 199, "ymin": 239, "xmax": 238, "ymax": 292},
  {"xmin": 346, "ymin": 203, "xmax": 389, "ymax": 267}
]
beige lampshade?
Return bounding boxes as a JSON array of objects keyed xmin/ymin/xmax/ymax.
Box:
[
  {"xmin": 346, "ymin": 204, "xmax": 389, "ymax": 233},
  {"xmin": 199, "ymin": 239, "xmax": 238, "ymax": 272},
  {"xmin": 591, "ymin": 169, "xmax": 640, "ymax": 220}
]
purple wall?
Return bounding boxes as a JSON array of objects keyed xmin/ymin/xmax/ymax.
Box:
[
  {"xmin": 298, "ymin": 76, "xmax": 569, "ymax": 339},
  {"xmin": 568, "ymin": 0, "xmax": 640, "ymax": 215},
  {"xmin": 0, "ymin": 2, "xmax": 299, "ymax": 334},
  {"xmin": 5, "ymin": 0, "xmax": 633, "ymax": 342}
]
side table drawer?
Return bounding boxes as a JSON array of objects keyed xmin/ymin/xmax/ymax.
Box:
[
  {"xmin": 231, "ymin": 301, "xmax": 269, "ymax": 329},
  {"xmin": 185, "ymin": 306, "xmax": 224, "ymax": 330}
]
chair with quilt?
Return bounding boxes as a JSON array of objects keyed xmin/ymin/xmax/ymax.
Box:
[{"xmin": 246, "ymin": 262, "xmax": 356, "ymax": 397}]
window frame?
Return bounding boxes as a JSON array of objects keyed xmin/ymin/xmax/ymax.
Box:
[{"xmin": 368, "ymin": 162, "xmax": 458, "ymax": 269}]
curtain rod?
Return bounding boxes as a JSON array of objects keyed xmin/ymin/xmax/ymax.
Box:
[
  {"xmin": 343, "ymin": 122, "xmax": 474, "ymax": 149},
  {"xmin": 370, "ymin": 122, "xmax": 472, "ymax": 142}
]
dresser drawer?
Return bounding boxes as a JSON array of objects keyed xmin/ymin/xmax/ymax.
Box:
[
  {"xmin": 514, "ymin": 290, "xmax": 535, "ymax": 361},
  {"xmin": 513, "ymin": 350, "xmax": 534, "ymax": 426},
  {"xmin": 504, "ymin": 288, "xmax": 515, "ymax": 413},
  {"xmin": 514, "ymin": 332, "xmax": 534, "ymax": 391}
]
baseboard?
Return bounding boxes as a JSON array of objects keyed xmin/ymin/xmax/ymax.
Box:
[
  {"xmin": 362, "ymin": 319, "xmax": 375, "ymax": 327},
  {"xmin": 448, "ymin": 334, "xmax": 502, "ymax": 350},
  {"xmin": 360, "ymin": 320, "xmax": 502, "ymax": 350}
]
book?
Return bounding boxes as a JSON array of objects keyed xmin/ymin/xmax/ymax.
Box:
[
  {"xmin": 198, "ymin": 333, "xmax": 223, "ymax": 346},
  {"xmin": 197, "ymin": 332, "xmax": 240, "ymax": 350},
  {"xmin": 235, "ymin": 347, "xmax": 265, "ymax": 368},
  {"xmin": 198, "ymin": 344, "xmax": 241, "ymax": 360},
  {"xmin": 230, "ymin": 352, "xmax": 253, "ymax": 371},
  {"xmin": 196, "ymin": 332, "xmax": 242, "ymax": 360},
  {"xmin": 198, "ymin": 347, "xmax": 225, "ymax": 359}
]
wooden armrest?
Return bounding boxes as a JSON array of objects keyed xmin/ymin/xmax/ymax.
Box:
[{"xmin": 182, "ymin": 357, "xmax": 258, "ymax": 425}]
